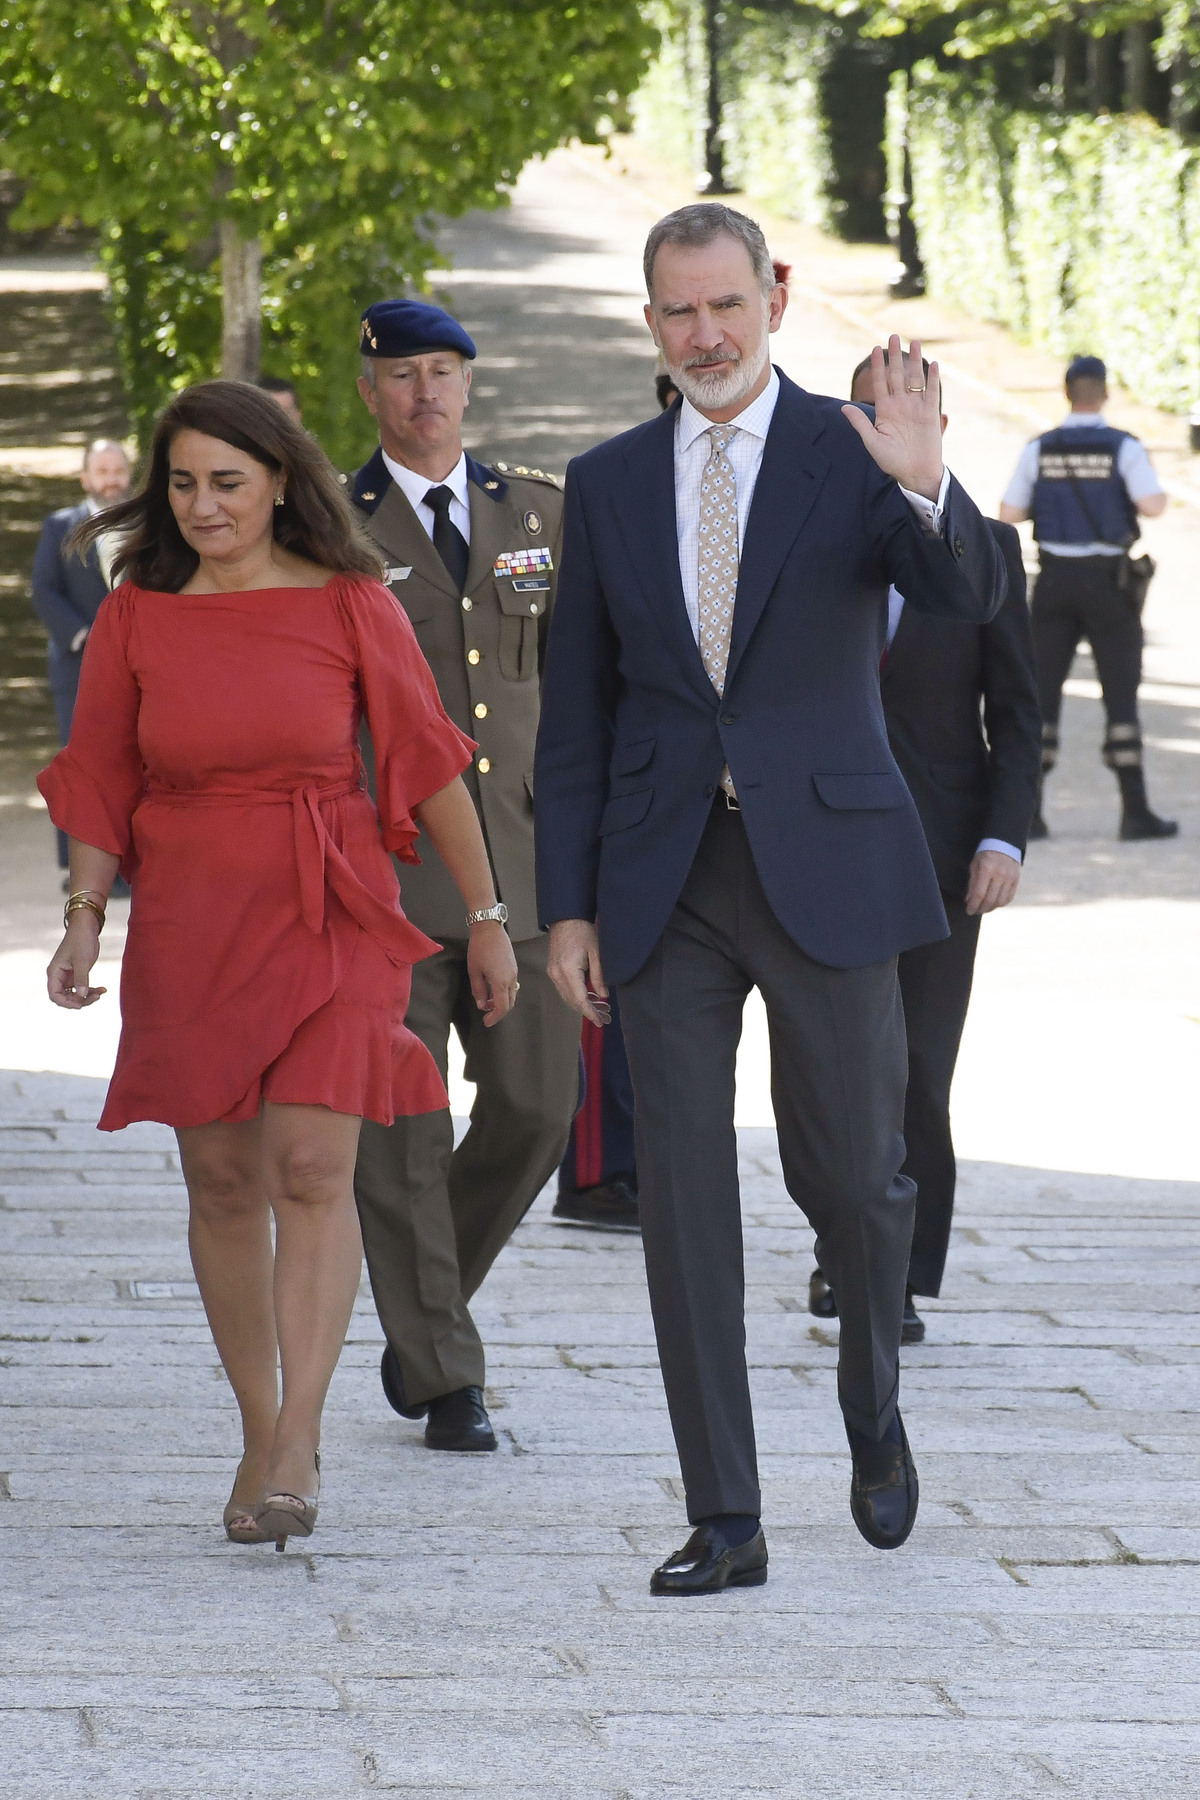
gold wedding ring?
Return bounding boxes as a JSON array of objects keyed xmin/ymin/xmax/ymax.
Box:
[{"xmin": 906, "ymin": 383, "xmax": 926, "ymax": 394}]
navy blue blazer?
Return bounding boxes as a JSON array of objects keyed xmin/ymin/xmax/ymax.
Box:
[
  {"xmin": 31, "ymin": 501, "xmax": 110, "ymax": 685},
  {"xmin": 534, "ymin": 369, "xmax": 1007, "ymax": 983}
]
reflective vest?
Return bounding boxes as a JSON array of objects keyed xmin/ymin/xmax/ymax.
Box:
[{"xmin": 1032, "ymin": 426, "xmax": 1140, "ymax": 549}]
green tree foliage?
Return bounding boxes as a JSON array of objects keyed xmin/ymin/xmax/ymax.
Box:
[{"xmin": 0, "ymin": 0, "xmax": 656, "ymax": 461}]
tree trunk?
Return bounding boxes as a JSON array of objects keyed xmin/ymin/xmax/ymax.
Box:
[
  {"xmin": 219, "ymin": 221, "xmax": 262, "ymax": 382},
  {"xmin": 702, "ymin": 0, "xmax": 727, "ymax": 194},
  {"xmin": 1123, "ymin": 21, "xmax": 1150, "ymax": 113},
  {"xmin": 1051, "ymin": 19, "xmax": 1071, "ymax": 109},
  {"xmin": 1086, "ymin": 33, "xmax": 1113, "ymax": 114}
]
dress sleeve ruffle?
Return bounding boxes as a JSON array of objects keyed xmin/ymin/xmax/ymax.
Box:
[
  {"xmin": 336, "ymin": 576, "xmax": 476, "ymax": 863},
  {"xmin": 37, "ymin": 586, "xmax": 145, "ymax": 868}
]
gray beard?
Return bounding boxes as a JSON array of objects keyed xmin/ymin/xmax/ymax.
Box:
[{"xmin": 669, "ymin": 335, "xmax": 770, "ymax": 413}]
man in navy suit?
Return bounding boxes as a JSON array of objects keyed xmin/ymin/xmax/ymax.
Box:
[
  {"xmin": 534, "ymin": 203, "xmax": 1006, "ymax": 1594},
  {"xmin": 810, "ymin": 353, "xmax": 1040, "ymax": 1345},
  {"xmin": 31, "ymin": 439, "xmax": 131, "ymax": 873}
]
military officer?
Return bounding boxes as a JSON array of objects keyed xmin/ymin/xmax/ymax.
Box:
[
  {"xmin": 349, "ymin": 298, "xmax": 580, "ymax": 1452},
  {"xmin": 999, "ymin": 354, "xmax": 1173, "ymax": 841}
]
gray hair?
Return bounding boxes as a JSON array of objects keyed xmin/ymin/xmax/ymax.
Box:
[
  {"xmin": 360, "ymin": 356, "xmax": 377, "ymax": 390},
  {"xmin": 643, "ymin": 203, "xmax": 775, "ymax": 301}
]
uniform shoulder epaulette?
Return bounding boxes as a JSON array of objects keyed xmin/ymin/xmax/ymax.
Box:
[{"xmin": 494, "ymin": 462, "xmax": 560, "ymax": 488}]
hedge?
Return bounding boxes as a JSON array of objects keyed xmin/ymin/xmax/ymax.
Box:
[
  {"xmin": 894, "ymin": 62, "xmax": 1200, "ymax": 412},
  {"xmin": 631, "ymin": 2, "xmax": 830, "ymax": 230}
]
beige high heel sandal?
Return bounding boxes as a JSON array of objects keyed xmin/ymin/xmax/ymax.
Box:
[
  {"xmin": 255, "ymin": 1450, "xmax": 321, "ymax": 1552},
  {"xmin": 224, "ymin": 1455, "xmax": 272, "ymax": 1544}
]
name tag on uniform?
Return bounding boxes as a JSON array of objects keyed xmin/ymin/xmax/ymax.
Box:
[
  {"xmin": 512, "ymin": 577, "xmax": 550, "ymax": 593},
  {"xmin": 384, "ymin": 565, "xmax": 412, "ymax": 582},
  {"xmin": 494, "ymin": 546, "xmax": 553, "ymax": 579}
]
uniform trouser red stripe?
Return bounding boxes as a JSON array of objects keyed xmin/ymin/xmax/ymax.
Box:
[{"xmin": 574, "ymin": 1019, "xmax": 607, "ymax": 1190}]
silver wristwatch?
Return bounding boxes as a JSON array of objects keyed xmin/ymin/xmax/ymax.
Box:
[{"xmin": 466, "ymin": 902, "xmax": 508, "ymax": 927}]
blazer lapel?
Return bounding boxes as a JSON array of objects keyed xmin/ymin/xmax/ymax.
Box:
[
  {"xmin": 464, "ymin": 465, "xmax": 507, "ymax": 594},
  {"xmin": 725, "ymin": 374, "xmax": 831, "ymax": 686},
  {"xmin": 611, "ymin": 408, "xmax": 716, "ymax": 707},
  {"xmin": 371, "ymin": 485, "xmax": 458, "ymax": 597}
]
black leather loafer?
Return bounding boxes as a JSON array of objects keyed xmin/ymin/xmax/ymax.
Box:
[
  {"xmin": 848, "ymin": 1412, "xmax": 919, "ymax": 1550},
  {"xmin": 650, "ymin": 1525, "xmax": 768, "ymax": 1596},
  {"xmin": 424, "ymin": 1385, "xmax": 498, "ymax": 1452},
  {"xmin": 808, "ymin": 1267, "xmax": 838, "ymax": 1319},
  {"xmin": 380, "ymin": 1344, "xmax": 428, "ymax": 1420},
  {"xmin": 901, "ymin": 1291, "xmax": 926, "ymax": 1345},
  {"xmin": 552, "ymin": 1178, "xmax": 640, "ymax": 1233}
]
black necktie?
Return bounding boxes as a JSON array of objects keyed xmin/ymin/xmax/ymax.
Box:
[{"xmin": 425, "ymin": 485, "xmax": 469, "ymax": 593}]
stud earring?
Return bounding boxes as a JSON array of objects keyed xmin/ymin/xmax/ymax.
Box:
[{"xmin": 274, "ymin": 493, "xmax": 285, "ymax": 507}]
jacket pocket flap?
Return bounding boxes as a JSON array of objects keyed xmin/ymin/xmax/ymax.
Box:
[
  {"xmin": 599, "ymin": 789, "xmax": 652, "ymax": 835},
  {"xmin": 812, "ymin": 771, "xmax": 907, "ymax": 811},
  {"xmin": 612, "ymin": 737, "xmax": 656, "ymax": 776},
  {"xmin": 496, "ymin": 578, "xmax": 547, "ymax": 618}
]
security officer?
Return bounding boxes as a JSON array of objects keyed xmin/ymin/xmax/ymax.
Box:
[
  {"xmin": 349, "ymin": 298, "xmax": 580, "ymax": 1452},
  {"xmin": 999, "ymin": 354, "xmax": 1174, "ymax": 841}
]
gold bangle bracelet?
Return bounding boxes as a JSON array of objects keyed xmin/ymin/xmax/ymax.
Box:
[{"xmin": 64, "ymin": 894, "xmax": 106, "ymax": 930}]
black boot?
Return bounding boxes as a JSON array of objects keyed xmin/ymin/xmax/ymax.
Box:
[{"xmin": 1115, "ymin": 764, "xmax": 1177, "ymax": 841}]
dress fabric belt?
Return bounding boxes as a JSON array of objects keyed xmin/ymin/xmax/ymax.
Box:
[{"xmin": 142, "ymin": 777, "xmax": 436, "ymax": 965}]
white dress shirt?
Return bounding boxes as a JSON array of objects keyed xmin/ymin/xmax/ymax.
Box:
[
  {"xmin": 1001, "ymin": 412, "xmax": 1161, "ymax": 557},
  {"xmin": 383, "ymin": 448, "xmax": 472, "ymax": 546},
  {"xmin": 674, "ymin": 369, "xmax": 950, "ymax": 639},
  {"xmin": 885, "ymin": 585, "xmax": 1020, "ymax": 866}
]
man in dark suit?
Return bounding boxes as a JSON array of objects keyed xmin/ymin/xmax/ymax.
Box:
[
  {"xmin": 535, "ymin": 203, "xmax": 1006, "ymax": 1594},
  {"xmin": 31, "ymin": 439, "xmax": 131, "ymax": 875},
  {"xmin": 810, "ymin": 354, "xmax": 1040, "ymax": 1344}
]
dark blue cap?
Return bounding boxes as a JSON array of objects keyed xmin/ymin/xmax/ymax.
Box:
[
  {"xmin": 359, "ymin": 299, "xmax": 476, "ymax": 361},
  {"xmin": 1066, "ymin": 354, "xmax": 1106, "ymax": 384}
]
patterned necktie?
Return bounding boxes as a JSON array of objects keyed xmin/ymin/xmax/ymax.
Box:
[
  {"xmin": 425, "ymin": 485, "xmax": 469, "ymax": 594},
  {"xmin": 697, "ymin": 425, "xmax": 739, "ymax": 798}
]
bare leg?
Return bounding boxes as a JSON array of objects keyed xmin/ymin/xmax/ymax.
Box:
[
  {"xmin": 260, "ymin": 1103, "xmax": 363, "ymax": 1504},
  {"xmin": 176, "ymin": 1117, "xmax": 279, "ymax": 1514}
]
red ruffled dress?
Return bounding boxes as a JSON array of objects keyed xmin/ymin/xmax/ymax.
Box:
[{"xmin": 38, "ymin": 575, "xmax": 475, "ymax": 1132}]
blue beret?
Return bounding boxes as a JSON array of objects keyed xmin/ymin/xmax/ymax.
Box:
[
  {"xmin": 1066, "ymin": 354, "xmax": 1106, "ymax": 384},
  {"xmin": 359, "ymin": 299, "xmax": 476, "ymax": 361}
]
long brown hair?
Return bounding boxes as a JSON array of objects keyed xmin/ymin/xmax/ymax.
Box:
[{"xmin": 72, "ymin": 380, "xmax": 381, "ymax": 591}]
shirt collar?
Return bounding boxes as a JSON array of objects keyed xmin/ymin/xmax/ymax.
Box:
[
  {"xmin": 677, "ymin": 364, "xmax": 781, "ymax": 453},
  {"xmin": 381, "ymin": 447, "xmax": 469, "ymax": 512},
  {"xmin": 1060, "ymin": 412, "xmax": 1108, "ymax": 429},
  {"xmin": 83, "ymin": 495, "xmax": 102, "ymax": 515}
]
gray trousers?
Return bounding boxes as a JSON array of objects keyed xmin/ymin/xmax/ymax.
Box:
[
  {"xmin": 355, "ymin": 932, "xmax": 580, "ymax": 1404},
  {"xmin": 618, "ymin": 802, "xmax": 915, "ymax": 1521}
]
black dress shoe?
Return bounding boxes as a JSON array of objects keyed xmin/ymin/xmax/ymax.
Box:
[
  {"xmin": 424, "ymin": 1385, "xmax": 498, "ymax": 1452},
  {"xmin": 380, "ymin": 1343, "xmax": 428, "ymax": 1420},
  {"xmin": 847, "ymin": 1412, "xmax": 919, "ymax": 1550},
  {"xmin": 901, "ymin": 1289, "xmax": 926, "ymax": 1345},
  {"xmin": 1120, "ymin": 809, "xmax": 1178, "ymax": 841},
  {"xmin": 808, "ymin": 1266, "xmax": 838, "ymax": 1319},
  {"xmin": 552, "ymin": 1177, "xmax": 640, "ymax": 1233},
  {"xmin": 650, "ymin": 1524, "xmax": 768, "ymax": 1596}
]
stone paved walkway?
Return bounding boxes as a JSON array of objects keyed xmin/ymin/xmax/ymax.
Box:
[{"xmin": 3, "ymin": 146, "xmax": 1200, "ymax": 1797}]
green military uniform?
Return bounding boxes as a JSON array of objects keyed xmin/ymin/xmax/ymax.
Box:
[{"xmin": 349, "ymin": 446, "xmax": 581, "ymax": 1405}]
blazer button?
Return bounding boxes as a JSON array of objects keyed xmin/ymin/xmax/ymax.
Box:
[
  {"xmin": 721, "ymin": 713, "xmax": 735, "ymax": 725},
  {"xmin": 477, "ymin": 756, "xmax": 492, "ymax": 774},
  {"xmin": 474, "ymin": 702, "xmax": 488, "ymax": 719},
  {"xmin": 462, "ymin": 597, "xmax": 473, "ymax": 611},
  {"xmin": 467, "ymin": 649, "xmax": 481, "ymax": 665}
]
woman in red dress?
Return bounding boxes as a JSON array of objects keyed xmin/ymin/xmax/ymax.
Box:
[{"xmin": 41, "ymin": 382, "xmax": 518, "ymax": 1548}]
